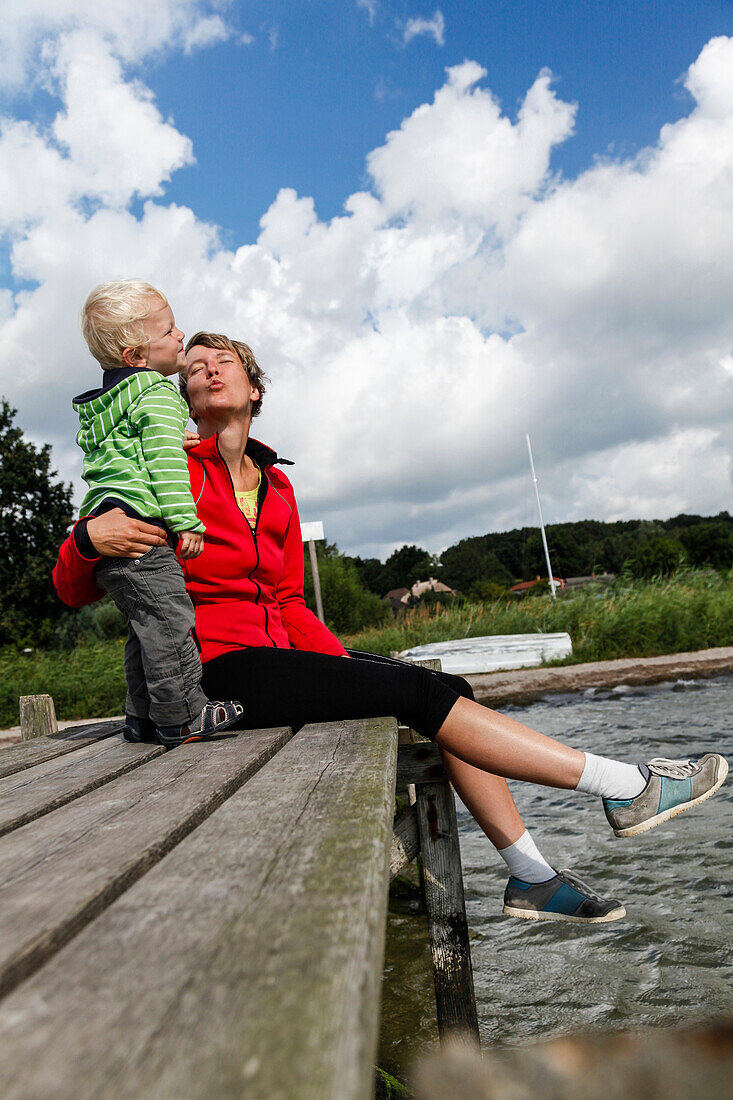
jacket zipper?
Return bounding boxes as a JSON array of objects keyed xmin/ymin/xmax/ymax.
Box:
[{"xmin": 214, "ymin": 437, "xmax": 276, "ymax": 647}]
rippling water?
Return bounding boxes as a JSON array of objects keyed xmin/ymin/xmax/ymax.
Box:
[{"xmin": 379, "ymin": 674, "xmax": 733, "ymax": 1069}]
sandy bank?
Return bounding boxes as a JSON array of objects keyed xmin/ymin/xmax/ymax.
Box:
[{"xmin": 466, "ymin": 646, "xmax": 733, "ymax": 707}]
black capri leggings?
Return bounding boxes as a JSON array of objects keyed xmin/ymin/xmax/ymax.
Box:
[{"xmin": 201, "ymin": 647, "xmax": 475, "ymax": 741}]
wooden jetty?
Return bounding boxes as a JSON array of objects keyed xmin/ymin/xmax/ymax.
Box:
[{"xmin": 0, "ymin": 670, "xmax": 478, "ymax": 1099}]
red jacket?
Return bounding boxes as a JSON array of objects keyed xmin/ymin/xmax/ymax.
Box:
[{"xmin": 53, "ymin": 435, "xmax": 347, "ymax": 662}]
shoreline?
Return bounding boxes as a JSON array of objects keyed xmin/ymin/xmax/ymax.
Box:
[
  {"xmin": 3, "ymin": 647, "xmax": 732, "ymax": 744},
  {"xmin": 465, "ymin": 646, "xmax": 733, "ymax": 706}
]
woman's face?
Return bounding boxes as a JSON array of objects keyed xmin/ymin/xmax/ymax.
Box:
[{"xmin": 184, "ymin": 344, "xmax": 260, "ymax": 424}]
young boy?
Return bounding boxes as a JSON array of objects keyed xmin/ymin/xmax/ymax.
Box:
[{"xmin": 73, "ymin": 280, "xmax": 242, "ymax": 746}]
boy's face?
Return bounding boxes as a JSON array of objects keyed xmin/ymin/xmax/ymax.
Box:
[{"xmin": 124, "ymin": 299, "xmax": 185, "ymax": 375}]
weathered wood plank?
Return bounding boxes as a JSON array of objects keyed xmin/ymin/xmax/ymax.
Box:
[
  {"xmin": 0, "ymin": 726, "xmax": 292, "ymax": 998},
  {"xmin": 397, "ymin": 741, "xmax": 446, "ymax": 787},
  {"xmin": 0, "ymin": 737, "xmax": 164, "ymax": 837},
  {"xmin": 0, "ymin": 717, "xmax": 398, "ymax": 1100},
  {"xmin": 415, "ymin": 781, "xmax": 479, "ymax": 1041},
  {"xmin": 0, "ymin": 720, "xmax": 122, "ymax": 780},
  {"xmin": 391, "ymin": 802, "xmax": 419, "ymax": 877}
]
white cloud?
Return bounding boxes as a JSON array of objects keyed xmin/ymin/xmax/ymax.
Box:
[
  {"xmin": 1, "ymin": 18, "xmax": 733, "ymax": 559},
  {"xmin": 52, "ymin": 32, "xmax": 194, "ymax": 205},
  {"xmin": 0, "ymin": 1, "xmax": 236, "ymax": 89},
  {"xmin": 183, "ymin": 15, "xmax": 231, "ymax": 54},
  {"xmin": 403, "ymin": 10, "xmax": 445, "ymax": 48},
  {"xmin": 357, "ymin": 0, "xmax": 379, "ymax": 26},
  {"xmin": 367, "ymin": 63, "xmax": 575, "ymax": 229}
]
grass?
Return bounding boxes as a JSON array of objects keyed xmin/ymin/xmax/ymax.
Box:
[
  {"xmin": 3, "ymin": 570, "xmax": 733, "ymax": 729},
  {"xmin": 0, "ymin": 640, "xmax": 127, "ymax": 729}
]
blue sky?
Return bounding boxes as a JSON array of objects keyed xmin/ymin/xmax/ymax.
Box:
[
  {"xmin": 151, "ymin": 1, "xmax": 733, "ymax": 242},
  {"xmin": 1, "ymin": 1, "xmax": 733, "ymax": 558}
]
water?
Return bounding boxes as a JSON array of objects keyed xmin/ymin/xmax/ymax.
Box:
[{"xmin": 379, "ymin": 674, "xmax": 733, "ymax": 1069}]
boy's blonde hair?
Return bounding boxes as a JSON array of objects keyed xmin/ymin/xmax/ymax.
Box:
[{"xmin": 81, "ymin": 280, "xmax": 168, "ymax": 368}]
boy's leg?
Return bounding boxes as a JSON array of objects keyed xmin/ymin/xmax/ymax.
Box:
[
  {"xmin": 96, "ymin": 547, "xmax": 208, "ymax": 728},
  {"xmin": 122, "ymin": 629, "xmax": 158, "ymax": 742},
  {"xmin": 123, "ymin": 627, "xmax": 152, "ymax": 721}
]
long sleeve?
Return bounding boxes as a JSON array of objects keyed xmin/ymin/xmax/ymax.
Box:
[
  {"xmin": 129, "ymin": 386, "xmax": 205, "ymax": 534},
  {"xmin": 52, "ymin": 522, "xmax": 105, "ymax": 607},
  {"xmin": 276, "ymin": 485, "xmax": 347, "ymax": 656}
]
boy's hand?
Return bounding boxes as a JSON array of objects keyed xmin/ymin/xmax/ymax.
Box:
[
  {"xmin": 179, "ymin": 530, "xmax": 204, "ymax": 559},
  {"xmin": 183, "ymin": 430, "xmax": 201, "ymax": 451}
]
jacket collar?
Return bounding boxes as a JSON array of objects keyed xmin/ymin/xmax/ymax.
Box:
[
  {"xmin": 73, "ymin": 366, "xmax": 151, "ymax": 404},
  {"xmin": 193, "ymin": 433, "xmax": 293, "ymax": 468}
]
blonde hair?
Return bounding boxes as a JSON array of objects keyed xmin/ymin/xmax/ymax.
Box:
[
  {"xmin": 182, "ymin": 331, "xmax": 267, "ymax": 419},
  {"xmin": 81, "ymin": 280, "xmax": 168, "ymax": 368}
]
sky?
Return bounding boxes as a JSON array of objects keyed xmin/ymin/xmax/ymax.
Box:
[{"xmin": 1, "ymin": 0, "xmax": 733, "ymax": 560}]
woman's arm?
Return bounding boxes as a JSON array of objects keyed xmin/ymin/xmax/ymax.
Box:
[{"xmin": 52, "ymin": 510, "xmax": 167, "ymax": 607}]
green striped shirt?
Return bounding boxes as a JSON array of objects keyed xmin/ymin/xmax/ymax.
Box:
[{"xmin": 74, "ymin": 370, "xmax": 205, "ymax": 534}]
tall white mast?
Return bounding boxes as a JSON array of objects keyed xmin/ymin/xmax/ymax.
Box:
[{"xmin": 525, "ymin": 434, "xmax": 557, "ymax": 599}]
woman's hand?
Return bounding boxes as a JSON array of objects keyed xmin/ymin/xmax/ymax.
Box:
[
  {"xmin": 183, "ymin": 429, "xmax": 201, "ymax": 451},
  {"xmin": 86, "ymin": 509, "xmax": 168, "ymax": 559}
]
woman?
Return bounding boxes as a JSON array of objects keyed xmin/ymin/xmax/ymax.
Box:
[{"xmin": 54, "ymin": 330, "xmax": 728, "ymax": 924}]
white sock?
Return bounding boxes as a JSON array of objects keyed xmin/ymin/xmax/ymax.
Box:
[
  {"xmin": 576, "ymin": 752, "xmax": 647, "ymax": 800},
  {"xmin": 497, "ymin": 829, "xmax": 555, "ymax": 884}
]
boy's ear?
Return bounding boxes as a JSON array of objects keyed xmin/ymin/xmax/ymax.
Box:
[{"xmin": 122, "ymin": 346, "xmax": 146, "ymax": 369}]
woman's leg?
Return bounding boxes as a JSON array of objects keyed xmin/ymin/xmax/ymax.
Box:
[
  {"xmin": 351, "ymin": 653, "xmax": 557, "ymax": 881},
  {"xmin": 204, "ymin": 648, "xmax": 725, "ymax": 838},
  {"xmin": 435, "ymin": 696, "xmax": 585, "ymax": 788},
  {"xmin": 439, "ymin": 749, "xmax": 525, "ymax": 849}
]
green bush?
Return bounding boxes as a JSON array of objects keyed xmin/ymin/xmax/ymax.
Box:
[
  {"xmin": 304, "ymin": 549, "xmax": 389, "ymax": 634},
  {"xmin": 54, "ymin": 599, "xmax": 126, "ymax": 650},
  {"xmin": 0, "ymin": 640, "xmax": 126, "ymax": 728}
]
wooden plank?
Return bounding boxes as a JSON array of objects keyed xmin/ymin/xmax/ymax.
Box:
[
  {"xmin": 415, "ymin": 781, "xmax": 479, "ymax": 1041},
  {"xmin": 0, "ymin": 737, "xmax": 164, "ymax": 837},
  {"xmin": 0, "ymin": 726, "xmax": 292, "ymax": 999},
  {"xmin": 19, "ymin": 695, "xmax": 57, "ymax": 740},
  {"xmin": 391, "ymin": 802, "xmax": 419, "ymax": 877},
  {"xmin": 397, "ymin": 741, "xmax": 446, "ymax": 787},
  {"xmin": 0, "ymin": 720, "xmax": 122, "ymax": 780},
  {"xmin": 0, "ymin": 716, "xmax": 398, "ymax": 1100},
  {"xmin": 48, "ymin": 719, "xmax": 125, "ymax": 741}
]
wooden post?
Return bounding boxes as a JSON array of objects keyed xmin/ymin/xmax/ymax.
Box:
[
  {"xmin": 19, "ymin": 695, "xmax": 58, "ymax": 741},
  {"xmin": 415, "ymin": 779, "xmax": 479, "ymax": 1040},
  {"xmin": 307, "ymin": 539, "xmax": 325, "ymax": 623},
  {"xmin": 395, "ymin": 656, "xmax": 480, "ymax": 1044}
]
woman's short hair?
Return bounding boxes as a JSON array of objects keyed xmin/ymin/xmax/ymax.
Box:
[
  {"xmin": 81, "ymin": 280, "xmax": 167, "ymax": 368},
  {"xmin": 182, "ymin": 331, "xmax": 267, "ymax": 418}
]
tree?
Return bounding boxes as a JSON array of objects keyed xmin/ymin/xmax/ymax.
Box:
[
  {"xmin": 623, "ymin": 534, "xmax": 686, "ymax": 578},
  {"xmin": 440, "ymin": 539, "xmax": 513, "ymax": 592},
  {"xmin": 351, "ymin": 555, "xmax": 385, "ymax": 595},
  {"xmin": 378, "ymin": 544, "xmax": 434, "ymax": 595},
  {"xmin": 677, "ymin": 521, "xmax": 733, "ymax": 570},
  {"xmin": 0, "ymin": 400, "xmax": 74, "ymax": 645},
  {"xmin": 303, "ymin": 543, "xmax": 388, "ymax": 634}
]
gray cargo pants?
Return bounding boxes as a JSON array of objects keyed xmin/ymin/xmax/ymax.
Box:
[{"xmin": 95, "ymin": 545, "xmax": 208, "ymax": 727}]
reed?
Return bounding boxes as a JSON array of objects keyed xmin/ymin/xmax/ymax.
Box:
[{"xmin": 344, "ymin": 570, "xmax": 733, "ymax": 660}]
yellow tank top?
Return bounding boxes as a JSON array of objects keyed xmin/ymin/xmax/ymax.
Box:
[{"xmin": 234, "ymin": 466, "xmax": 261, "ymax": 529}]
